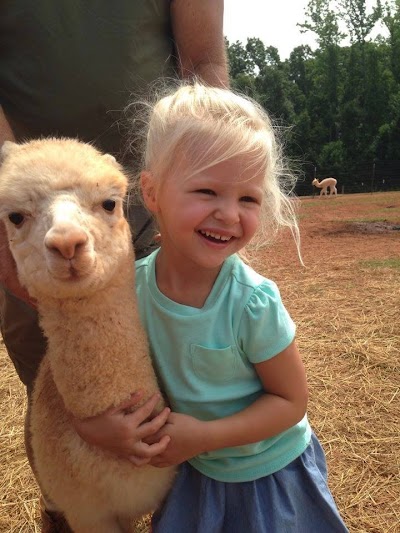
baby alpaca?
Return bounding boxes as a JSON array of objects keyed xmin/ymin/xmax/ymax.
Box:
[
  {"xmin": 0, "ymin": 139, "xmax": 175, "ymax": 533},
  {"xmin": 312, "ymin": 177, "xmax": 337, "ymax": 196}
]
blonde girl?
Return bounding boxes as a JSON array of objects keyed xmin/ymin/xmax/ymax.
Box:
[{"xmin": 75, "ymin": 83, "xmax": 348, "ymax": 533}]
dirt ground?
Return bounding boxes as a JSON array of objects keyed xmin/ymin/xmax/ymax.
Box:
[{"xmin": 1, "ymin": 191, "xmax": 399, "ymax": 532}]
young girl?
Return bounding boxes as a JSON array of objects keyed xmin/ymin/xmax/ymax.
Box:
[{"xmin": 75, "ymin": 83, "xmax": 348, "ymax": 532}]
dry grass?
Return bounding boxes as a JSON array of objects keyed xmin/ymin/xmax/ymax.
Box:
[{"xmin": 1, "ymin": 191, "xmax": 399, "ymax": 532}]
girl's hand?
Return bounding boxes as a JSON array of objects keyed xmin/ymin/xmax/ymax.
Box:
[
  {"xmin": 72, "ymin": 392, "xmax": 171, "ymax": 466},
  {"xmin": 145, "ymin": 412, "xmax": 207, "ymax": 467},
  {"xmin": 147, "ymin": 341, "xmax": 308, "ymax": 467}
]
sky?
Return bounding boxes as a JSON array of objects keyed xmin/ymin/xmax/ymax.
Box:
[{"xmin": 223, "ymin": 0, "xmax": 387, "ymax": 60}]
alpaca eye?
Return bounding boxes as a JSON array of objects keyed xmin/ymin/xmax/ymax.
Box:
[
  {"xmin": 8, "ymin": 212, "xmax": 25, "ymax": 226},
  {"xmin": 102, "ymin": 199, "xmax": 116, "ymax": 212}
]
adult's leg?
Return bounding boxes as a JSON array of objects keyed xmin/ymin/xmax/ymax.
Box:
[{"xmin": 0, "ymin": 289, "xmax": 72, "ymax": 532}]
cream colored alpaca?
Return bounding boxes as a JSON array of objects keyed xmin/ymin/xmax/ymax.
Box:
[
  {"xmin": 312, "ymin": 177, "xmax": 337, "ymax": 196},
  {"xmin": 0, "ymin": 139, "xmax": 175, "ymax": 533}
]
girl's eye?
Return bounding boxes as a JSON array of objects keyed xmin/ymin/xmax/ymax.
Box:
[
  {"xmin": 196, "ymin": 189, "xmax": 215, "ymax": 196},
  {"xmin": 240, "ymin": 196, "xmax": 258, "ymax": 203},
  {"xmin": 102, "ymin": 199, "xmax": 116, "ymax": 212},
  {"xmin": 8, "ymin": 212, "xmax": 25, "ymax": 226}
]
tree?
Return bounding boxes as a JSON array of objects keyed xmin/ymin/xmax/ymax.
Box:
[
  {"xmin": 298, "ymin": 0, "xmax": 345, "ymax": 48},
  {"xmin": 225, "ymin": 2, "xmax": 400, "ymax": 189},
  {"xmin": 382, "ymin": 0, "xmax": 400, "ymax": 82},
  {"xmin": 226, "ymin": 39, "xmax": 252, "ymax": 79},
  {"xmin": 338, "ymin": 0, "xmax": 383, "ymax": 44}
]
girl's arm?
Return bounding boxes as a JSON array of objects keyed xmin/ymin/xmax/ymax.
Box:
[
  {"xmin": 73, "ymin": 341, "xmax": 308, "ymax": 467},
  {"xmin": 148, "ymin": 340, "xmax": 308, "ymax": 467},
  {"xmin": 206, "ymin": 340, "xmax": 308, "ymax": 449}
]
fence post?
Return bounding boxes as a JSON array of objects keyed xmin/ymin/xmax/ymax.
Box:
[
  {"xmin": 371, "ymin": 162, "xmax": 376, "ymax": 193},
  {"xmin": 312, "ymin": 166, "xmax": 317, "ymax": 198}
]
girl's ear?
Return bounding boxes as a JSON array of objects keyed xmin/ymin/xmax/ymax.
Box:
[{"xmin": 140, "ymin": 171, "xmax": 158, "ymax": 213}]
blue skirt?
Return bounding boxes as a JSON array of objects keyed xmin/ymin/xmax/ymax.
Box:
[{"xmin": 152, "ymin": 433, "xmax": 348, "ymax": 533}]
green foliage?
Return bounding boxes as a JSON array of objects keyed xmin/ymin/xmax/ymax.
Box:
[
  {"xmin": 337, "ymin": 0, "xmax": 383, "ymax": 44},
  {"xmin": 298, "ymin": 0, "xmax": 345, "ymax": 47},
  {"xmin": 318, "ymin": 141, "xmax": 345, "ymax": 174},
  {"xmin": 226, "ymin": 0, "xmax": 400, "ymax": 191}
]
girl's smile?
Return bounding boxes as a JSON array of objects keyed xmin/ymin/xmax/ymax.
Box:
[
  {"xmin": 197, "ymin": 229, "xmax": 235, "ymax": 245},
  {"xmin": 146, "ymin": 155, "xmax": 264, "ymax": 275}
]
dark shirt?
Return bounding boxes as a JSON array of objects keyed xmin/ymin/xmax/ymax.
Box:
[
  {"xmin": 0, "ymin": 0, "xmax": 175, "ymax": 152},
  {"xmin": 0, "ymin": 0, "xmax": 177, "ymax": 250}
]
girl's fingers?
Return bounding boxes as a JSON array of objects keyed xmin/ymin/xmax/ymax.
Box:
[
  {"xmin": 136, "ymin": 407, "xmax": 170, "ymax": 439},
  {"xmin": 128, "ymin": 393, "xmax": 161, "ymax": 423},
  {"xmin": 109, "ymin": 391, "xmax": 143, "ymax": 415},
  {"xmin": 129, "ymin": 455, "xmax": 151, "ymax": 466},
  {"xmin": 145, "ymin": 435, "xmax": 171, "ymax": 457},
  {"xmin": 129, "ymin": 435, "xmax": 171, "ymax": 465}
]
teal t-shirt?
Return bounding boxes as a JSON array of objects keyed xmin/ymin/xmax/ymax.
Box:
[{"xmin": 135, "ymin": 251, "xmax": 312, "ymax": 482}]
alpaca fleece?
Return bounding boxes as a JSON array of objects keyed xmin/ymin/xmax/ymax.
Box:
[{"xmin": 0, "ymin": 138, "xmax": 175, "ymax": 533}]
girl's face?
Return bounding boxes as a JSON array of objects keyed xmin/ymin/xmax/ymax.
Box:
[{"xmin": 142, "ymin": 155, "xmax": 264, "ymax": 272}]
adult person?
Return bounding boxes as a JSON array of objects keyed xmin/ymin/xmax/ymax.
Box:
[{"xmin": 0, "ymin": 1, "xmax": 228, "ymax": 530}]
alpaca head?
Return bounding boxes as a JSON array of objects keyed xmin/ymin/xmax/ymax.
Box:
[
  {"xmin": 312, "ymin": 178, "xmax": 319, "ymax": 186},
  {"xmin": 0, "ymin": 139, "xmax": 133, "ymax": 299}
]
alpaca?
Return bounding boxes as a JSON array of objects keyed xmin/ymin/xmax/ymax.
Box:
[
  {"xmin": 312, "ymin": 177, "xmax": 337, "ymax": 196},
  {"xmin": 0, "ymin": 139, "xmax": 175, "ymax": 533}
]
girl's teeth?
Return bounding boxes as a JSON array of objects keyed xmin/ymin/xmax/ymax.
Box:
[{"xmin": 201, "ymin": 230, "xmax": 230, "ymax": 241}]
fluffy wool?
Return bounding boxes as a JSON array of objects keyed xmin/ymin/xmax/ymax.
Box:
[{"xmin": 0, "ymin": 138, "xmax": 175, "ymax": 532}]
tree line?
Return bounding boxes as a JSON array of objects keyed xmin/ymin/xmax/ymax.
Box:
[{"xmin": 226, "ymin": 0, "xmax": 400, "ymax": 194}]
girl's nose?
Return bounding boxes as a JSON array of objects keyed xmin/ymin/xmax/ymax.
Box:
[{"xmin": 214, "ymin": 199, "xmax": 240, "ymax": 225}]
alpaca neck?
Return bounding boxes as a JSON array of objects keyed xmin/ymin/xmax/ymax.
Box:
[{"xmin": 37, "ymin": 264, "xmax": 148, "ymax": 418}]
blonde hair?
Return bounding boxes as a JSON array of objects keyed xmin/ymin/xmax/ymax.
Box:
[{"xmin": 139, "ymin": 82, "xmax": 300, "ymax": 257}]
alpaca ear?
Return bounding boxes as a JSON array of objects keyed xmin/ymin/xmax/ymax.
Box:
[
  {"xmin": 140, "ymin": 171, "xmax": 158, "ymax": 213},
  {"xmin": 0, "ymin": 141, "xmax": 18, "ymax": 163},
  {"xmin": 102, "ymin": 153, "xmax": 119, "ymax": 167}
]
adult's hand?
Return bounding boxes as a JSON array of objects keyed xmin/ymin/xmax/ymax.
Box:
[
  {"xmin": 0, "ymin": 222, "xmax": 35, "ymax": 307},
  {"xmin": 171, "ymin": 0, "xmax": 229, "ymax": 88},
  {"xmin": 0, "ymin": 112, "xmax": 34, "ymax": 306}
]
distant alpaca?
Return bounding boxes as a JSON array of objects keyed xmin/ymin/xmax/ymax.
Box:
[
  {"xmin": 312, "ymin": 177, "xmax": 337, "ymax": 196},
  {"xmin": 0, "ymin": 139, "xmax": 175, "ymax": 532}
]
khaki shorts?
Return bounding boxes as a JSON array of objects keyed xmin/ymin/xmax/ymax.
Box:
[{"xmin": 0, "ymin": 288, "xmax": 45, "ymax": 389}]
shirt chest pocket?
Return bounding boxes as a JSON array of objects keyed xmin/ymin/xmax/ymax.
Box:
[{"xmin": 190, "ymin": 344, "xmax": 239, "ymax": 382}]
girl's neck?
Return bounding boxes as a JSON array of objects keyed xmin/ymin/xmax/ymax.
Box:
[{"xmin": 155, "ymin": 248, "xmax": 223, "ymax": 308}]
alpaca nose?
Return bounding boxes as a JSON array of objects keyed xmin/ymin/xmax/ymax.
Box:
[{"xmin": 45, "ymin": 224, "xmax": 88, "ymax": 260}]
